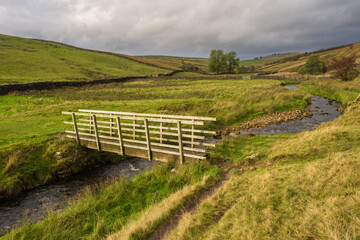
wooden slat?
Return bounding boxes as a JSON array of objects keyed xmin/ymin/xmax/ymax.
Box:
[
  {"xmin": 66, "ymin": 130, "xmax": 207, "ymax": 154},
  {"xmin": 65, "ymin": 121, "xmax": 204, "ymax": 139},
  {"xmin": 78, "ymin": 119, "xmax": 216, "ymax": 135},
  {"xmin": 63, "ymin": 111, "xmax": 204, "ymax": 125},
  {"xmin": 78, "ymin": 109, "xmax": 216, "ymax": 121},
  {"xmin": 70, "ymin": 129, "xmax": 215, "ymax": 148},
  {"xmin": 66, "ymin": 134, "xmax": 206, "ymax": 160}
]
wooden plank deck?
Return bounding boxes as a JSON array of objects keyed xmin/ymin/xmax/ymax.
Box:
[
  {"xmin": 66, "ymin": 133, "xmax": 206, "ymax": 162},
  {"xmin": 63, "ymin": 110, "xmax": 216, "ymax": 164}
]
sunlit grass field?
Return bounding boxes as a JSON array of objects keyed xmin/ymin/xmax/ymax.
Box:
[
  {"xmin": 0, "ymin": 78, "xmax": 310, "ymax": 146},
  {"xmin": 0, "ymin": 34, "xmax": 169, "ymax": 85},
  {"xmin": 0, "ymin": 78, "xmax": 309, "ymax": 200}
]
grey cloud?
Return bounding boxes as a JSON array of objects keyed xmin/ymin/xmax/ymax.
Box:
[{"xmin": 0, "ymin": 0, "xmax": 359, "ymax": 58}]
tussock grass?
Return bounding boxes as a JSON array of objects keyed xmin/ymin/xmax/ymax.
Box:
[
  {"xmin": 1, "ymin": 162, "xmax": 221, "ymax": 240},
  {"xmin": 165, "ymin": 93, "xmax": 360, "ymax": 239}
]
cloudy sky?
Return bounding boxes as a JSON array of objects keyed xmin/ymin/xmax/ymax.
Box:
[{"xmin": 1, "ymin": 0, "xmax": 360, "ymax": 59}]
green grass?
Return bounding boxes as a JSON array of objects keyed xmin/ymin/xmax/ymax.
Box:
[
  {"xmin": 0, "ymin": 78, "xmax": 310, "ymax": 145},
  {"xmin": 0, "ymin": 78, "xmax": 309, "ymax": 200},
  {"xmin": 0, "ymin": 34, "xmax": 169, "ymax": 84},
  {"xmin": 0, "ymin": 137, "xmax": 126, "ymax": 200},
  {"xmin": 165, "ymin": 87, "xmax": 360, "ymax": 240},
  {"xmin": 1, "ymin": 162, "xmax": 221, "ymax": 240},
  {"xmin": 210, "ymin": 134, "xmax": 292, "ymax": 166}
]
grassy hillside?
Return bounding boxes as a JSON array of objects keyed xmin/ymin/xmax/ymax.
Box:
[
  {"xmin": 0, "ymin": 34, "xmax": 169, "ymax": 85},
  {"xmin": 239, "ymin": 52, "xmax": 302, "ymax": 68},
  {"xmin": 262, "ymin": 43, "xmax": 360, "ymax": 72}
]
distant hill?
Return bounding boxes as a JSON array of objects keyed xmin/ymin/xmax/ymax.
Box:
[
  {"xmin": 260, "ymin": 43, "xmax": 360, "ymax": 72},
  {"xmin": 0, "ymin": 34, "xmax": 170, "ymax": 85},
  {"xmin": 239, "ymin": 52, "xmax": 303, "ymax": 68},
  {"xmin": 139, "ymin": 55, "xmax": 209, "ymax": 72}
]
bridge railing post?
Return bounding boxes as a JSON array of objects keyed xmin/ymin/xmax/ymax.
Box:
[
  {"xmin": 133, "ymin": 114, "xmax": 136, "ymax": 140},
  {"xmin": 109, "ymin": 114, "xmax": 113, "ymax": 137},
  {"xmin": 89, "ymin": 112, "xmax": 93, "ymax": 134},
  {"xmin": 160, "ymin": 116, "xmax": 163, "ymax": 144},
  {"xmin": 177, "ymin": 120, "xmax": 184, "ymax": 165},
  {"xmin": 92, "ymin": 114, "xmax": 101, "ymax": 151},
  {"xmin": 191, "ymin": 119, "xmax": 195, "ymax": 148},
  {"xmin": 144, "ymin": 118, "xmax": 152, "ymax": 161},
  {"xmin": 116, "ymin": 116, "xmax": 124, "ymax": 155},
  {"xmin": 71, "ymin": 113, "xmax": 80, "ymax": 144}
]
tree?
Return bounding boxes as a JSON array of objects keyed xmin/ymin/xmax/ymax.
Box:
[
  {"xmin": 329, "ymin": 56, "xmax": 358, "ymax": 81},
  {"xmin": 208, "ymin": 50, "xmax": 239, "ymax": 74},
  {"xmin": 208, "ymin": 49, "xmax": 224, "ymax": 74},
  {"xmin": 224, "ymin": 51, "xmax": 240, "ymax": 73},
  {"xmin": 298, "ymin": 54, "xmax": 325, "ymax": 74}
]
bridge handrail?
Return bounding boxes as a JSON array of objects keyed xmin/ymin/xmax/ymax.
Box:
[{"xmin": 78, "ymin": 109, "xmax": 217, "ymax": 121}]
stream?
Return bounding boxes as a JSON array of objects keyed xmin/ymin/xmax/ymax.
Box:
[
  {"xmin": 0, "ymin": 158, "xmax": 156, "ymax": 235},
  {"xmin": 0, "ymin": 85, "xmax": 343, "ymax": 235},
  {"xmin": 236, "ymin": 85, "xmax": 343, "ymax": 136}
]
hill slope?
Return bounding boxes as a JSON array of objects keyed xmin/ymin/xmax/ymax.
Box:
[
  {"xmin": 261, "ymin": 43, "xmax": 360, "ymax": 72},
  {"xmin": 0, "ymin": 34, "xmax": 170, "ymax": 85}
]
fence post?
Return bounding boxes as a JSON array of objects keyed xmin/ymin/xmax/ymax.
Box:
[
  {"xmin": 133, "ymin": 114, "xmax": 136, "ymax": 140},
  {"xmin": 89, "ymin": 112, "xmax": 93, "ymax": 134},
  {"xmin": 144, "ymin": 119, "xmax": 152, "ymax": 161},
  {"xmin": 72, "ymin": 113, "xmax": 80, "ymax": 144},
  {"xmin": 160, "ymin": 116, "xmax": 163, "ymax": 144},
  {"xmin": 92, "ymin": 114, "xmax": 101, "ymax": 151},
  {"xmin": 116, "ymin": 117, "xmax": 124, "ymax": 155},
  {"xmin": 177, "ymin": 121, "xmax": 184, "ymax": 165},
  {"xmin": 191, "ymin": 119, "xmax": 195, "ymax": 148},
  {"xmin": 110, "ymin": 114, "xmax": 113, "ymax": 137}
]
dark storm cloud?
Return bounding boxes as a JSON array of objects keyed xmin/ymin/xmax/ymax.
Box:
[{"xmin": 0, "ymin": 0, "xmax": 360, "ymax": 58}]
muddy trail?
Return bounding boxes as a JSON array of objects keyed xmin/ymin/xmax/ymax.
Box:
[{"xmin": 0, "ymin": 85, "xmax": 343, "ymax": 236}]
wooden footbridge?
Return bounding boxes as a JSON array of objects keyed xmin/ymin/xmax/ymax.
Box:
[{"xmin": 62, "ymin": 110, "xmax": 217, "ymax": 164}]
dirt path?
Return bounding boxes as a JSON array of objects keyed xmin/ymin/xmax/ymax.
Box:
[{"xmin": 147, "ymin": 170, "xmax": 231, "ymax": 240}]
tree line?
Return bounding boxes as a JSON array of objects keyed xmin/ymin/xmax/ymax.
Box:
[{"xmin": 298, "ymin": 54, "xmax": 358, "ymax": 81}]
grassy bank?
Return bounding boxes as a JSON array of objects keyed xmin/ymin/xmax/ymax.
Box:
[
  {"xmin": 1, "ymin": 162, "xmax": 221, "ymax": 239},
  {"xmin": 163, "ymin": 93, "xmax": 360, "ymax": 240},
  {"xmin": 298, "ymin": 77, "xmax": 360, "ymax": 106},
  {"xmin": 0, "ymin": 34, "xmax": 169, "ymax": 85},
  {"xmin": 0, "ymin": 137, "xmax": 126, "ymax": 200}
]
